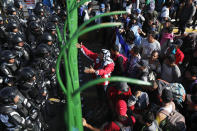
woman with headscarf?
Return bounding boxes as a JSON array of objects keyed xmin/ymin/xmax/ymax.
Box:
[{"xmin": 76, "ymin": 42, "xmax": 114, "ymax": 103}]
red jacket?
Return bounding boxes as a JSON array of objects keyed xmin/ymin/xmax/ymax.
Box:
[
  {"xmin": 102, "ymin": 116, "xmax": 136, "ymax": 131},
  {"xmin": 175, "ymin": 48, "xmax": 184, "ymax": 65},
  {"xmin": 107, "ymin": 86, "xmax": 132, "ymax": 104},
  {"xmin": 112, "ymin": 53, "xmax": 128, "ymax": 71},
  {"xmin": 81, "ymin": 45, "xmax": 114, "ymax": 86}
]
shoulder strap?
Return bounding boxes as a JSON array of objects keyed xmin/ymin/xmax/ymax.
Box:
[
  {"xmin": 157, "ymin": 79, "xmax": 170, "ymax": 85},
  {"xmin": 114, "ymin": 121, "xmax": 125, "ymax": 131},
  {"xmin": 159, "ymin": 108, "xmax": 170, "ymax": 117}
]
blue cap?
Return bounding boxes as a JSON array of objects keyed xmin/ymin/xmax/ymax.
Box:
[
  {"xmin": 136, "ymin": 8, "xmax": 141, "ymax": 14},
  {"xmin": 100, "ymin": 3, "xmax": 105, "ymax": 9}
]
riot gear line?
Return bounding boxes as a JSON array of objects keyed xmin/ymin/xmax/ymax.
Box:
[{"xmin": 0, "ymin": 1, "xmax": 67, "ymax": 131}]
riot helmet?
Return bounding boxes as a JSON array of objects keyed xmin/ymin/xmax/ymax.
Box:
[
  {"xmin": 54, "ymin": 5, "xmax": 61, "ymax": 14},
  {"xmin": 60, "ymin": 10, "xmax": 67, "ymax": 18},
  {"xmin": 14, "ymin": 0, "xmax": 23, "ymax": 9},
  {"xmin": 0, "ymin": 87, "xmax": 18, "ymax": 104},
  {"xmin": 35, "ymin": 2, "xmax": 44, "ymax": 9},
  {"xmin": 35, "ymin": 43, "xmax": 51, "ymax": 57},
  {"xmin": 12, "ymin": 35, "xmax": 24, "ymax": 46},
  {"xmin": 27, "ymin": 15, "xmax": 38, "ymax": 23},
  {"xmin": 35, "ymin": 7, "xmax": 44, "ymax": 16},
  {"xmin": 29, "ymin": 21, "xmax": 40, "ymax": 31},
  {"xmin": 45, "ymin": 22, "xmax": 56, "ymax": 32},
  {"xmin": 7, "ymin": 22, "xmax": 18, "ymax": 32},
  {"xmin": 7, "ymin": 6, "xmax": 17, "ymax": 15},
  {"xmin": 42, "ymin": 33, "xmax": 53, "ymax": 43},
  {"xmin": 19, "ymin": 67, "xmax": 36, "ymax": 82},
  {"xmin": 49, "ymin": 15, "xmax": 59, "ymax": 24},
  {"xmin": 1, "ymin": 50, "xmax": 16, "ymax": 62}
]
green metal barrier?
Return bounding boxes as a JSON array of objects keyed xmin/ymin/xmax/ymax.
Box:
[{"xmin": 55, "ymin": 0, "xmax": 151, "ymax": 131}]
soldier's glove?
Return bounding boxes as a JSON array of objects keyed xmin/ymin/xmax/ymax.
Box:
[{"xmin": 25, "ymin": 119, "xmax": 33, "ymax": 129}]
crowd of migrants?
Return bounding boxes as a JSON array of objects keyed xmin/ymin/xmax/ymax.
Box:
[
  {"xmin": 0, "ymin": 0, "xmax": 196, "ymax": 131},
  {"xmin": 78, "ymin": 0, "xmax": 197, "ymax": 131}
]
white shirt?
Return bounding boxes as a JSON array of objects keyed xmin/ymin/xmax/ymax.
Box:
[
  {"xmin": 141, "ymin": 38, "xmax": 161, "ymax": 59},
  {"xmin": 161, "ymin": 6, "xmax": 169, "ymax": 18}
]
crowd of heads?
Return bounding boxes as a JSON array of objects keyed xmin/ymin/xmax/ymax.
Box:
[{"xmin": 0, "ymin": 0, "xmax": 196, "ymax": 130}]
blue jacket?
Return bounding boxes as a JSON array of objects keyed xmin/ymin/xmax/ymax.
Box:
[{"xmin": 43, "ymin": 0, "xmax": 53, "ymax": 8}]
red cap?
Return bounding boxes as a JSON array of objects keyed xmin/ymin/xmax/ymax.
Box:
[{"xmin": 116, "ymin": 100, "xmax": 127, "ymax": 116}]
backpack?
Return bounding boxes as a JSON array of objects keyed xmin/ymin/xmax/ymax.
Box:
[
  {"xmin": 116, "ymin": 54, "xmax": 128, "ymax": 71},
  {"xmin": 169, "ymin": 83, "xmax": 186, "ymax": 104},
  {"xmin": 156, "ymin": 79, "xmax": 186, "ymax": 104},
  {"xmin": 114, "ymin": 121, "xmax": 132, "ymax": 131},
  {"xmin": 159, "ymin": 109, "xmax": 186, "ymax": 131}
]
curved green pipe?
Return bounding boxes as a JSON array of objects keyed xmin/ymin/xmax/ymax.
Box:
[
  {"xmin": 63, "ymin": 20, "xmax": 67, "ymax": 45},
  {"xmin": 55, "ymin": 51, "xmax": 67, "ymax": 94},
  {"xmin": 72, "ymin": 77, "xmax": 152, "ymax": 98},
  {"xmin": 77, "ymin": 11, "xmax": 126, "ymax": 33},
  {"xmin": 56, "ymin": 11, "xmax": 126, "ymax": 95},
  {"xmin": 69, "ymin": 0, "xmax": 91, "ymax": 14}
]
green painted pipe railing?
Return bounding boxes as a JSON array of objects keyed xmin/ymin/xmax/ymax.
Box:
[
  {"xmin": 72, "ymin": 77, "xmax": 151, "ymax": 98},
  {"xmin": 55, "ymin": 0, "xmax": 152, "ymax": 131}
]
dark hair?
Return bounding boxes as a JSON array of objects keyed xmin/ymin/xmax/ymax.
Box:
[
  {"xmin": 190, "ymin": 66, "xmax": 197, "ymax": 77},
  {"xmin": 88, "ymin": 2, "xmax": 93, "ymax": 9},
  {"xmin": 167, "ymin": 54, "xmax": 176, "ymax": 63},
  {"xmin": 151, "ymin": 50, "xmax": 159, "ymax": 56},
  {"xmin": 161, "ymin": 89, "xmax": 173, "ymax": 103},
  {"xmin": 143, "ymin": 111, "xmax": 155, "ymax": 124},
  {"xmin": 166, "ymin": 26, "xmax": 173, "ymax": 33},
  {"xmin": 111, "ymin": 45, "xmax": 119, "ymax": 52},
  {"xmin": 147, "ymin": 31, "xmax": 156, "ymax": 39},
  {"xmin": 132, "ymin": 46, "xmax": 140, "ymax": 54},
  {"xmin": 165, "ymin": 2, "xmax": 173, "ymax": 8},
  {"xmin": 125, "ymin": 30, "xmax": 136, "ymax": 44}
]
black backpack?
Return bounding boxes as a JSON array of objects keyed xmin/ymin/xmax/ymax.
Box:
[{"xmin": 114, "ymin": 121, "xmax": 132, "ymax": 131}]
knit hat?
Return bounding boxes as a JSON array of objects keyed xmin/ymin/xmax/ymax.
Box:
[
  {"xmin": 173, "ymin": 39, "xmax": 183, "ymax": 47},
  {"xmin": 161, "ymin": 89, "xmax": 173, "ymax": 103},
  {"xmin": 116, "ymin": 100, "xmax": 127, "ymax": 116}
]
